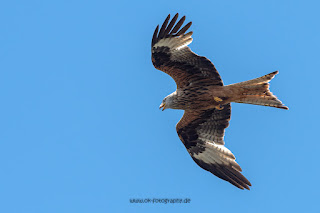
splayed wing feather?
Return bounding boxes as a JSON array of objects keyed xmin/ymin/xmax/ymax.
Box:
[
  {"xmin": 158, "ymin": 14, "xmax": 170, "ymax": 39},
  {"xmin": 176, "ymin": 22, "xmax": 192, "ymax": 36},
  {"xmin": 152, "ymin": 25, "xmax": 159, "ymax": 48},
  {"xmin": 164, "ymin": 13, "xmax": 179, "ymax": 36},
  {"xmin": 170, "ymin": 15, "xmax": 185, "ymax": 35}
]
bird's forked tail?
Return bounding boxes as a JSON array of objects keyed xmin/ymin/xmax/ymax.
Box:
[{"xmin": 227, "ymin": 71, "xmax": 288, "ymax": 110}]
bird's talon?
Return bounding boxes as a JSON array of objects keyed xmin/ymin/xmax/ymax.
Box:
[{"xmin": 215, "ymin": 105, "xmax": 224, "ymax": 110}]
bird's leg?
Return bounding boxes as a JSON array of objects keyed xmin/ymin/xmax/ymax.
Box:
[{"xmin": 213, "ymin": 97, "xmax": 224, "ymax": 110}]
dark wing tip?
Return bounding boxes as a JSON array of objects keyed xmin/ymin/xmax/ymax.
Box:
[
  {"xmin": 176, "ymin": 21, "xmax": 192, "ymax": 36},
  {"xmin": 152, "ymin": 14, "xmax": 192, "ymax": 47},
  {"xmin": 170, "ymin": 15, "xmax": 186, "ymax": 35},
  {"xmin": 219, "ymin": 166, "xmax": 251, "ymax": 190},
  {"xmin": 163, "ymin": 13, "xmax": 179, "ymax": 36},
  {"xmin": 158, "ymin": 14, "xmax": 171, "ymax": 39},
  {"xmin": 279, "ymin": 105, "xmax": 289, "ymax": 110},
  {"xmin": 151, "ymin": 25, "xmax": 159, "ymax": 47},
  {"xmin": 193, "ymin": 158, "xmax": 251, "ymax": 190}
]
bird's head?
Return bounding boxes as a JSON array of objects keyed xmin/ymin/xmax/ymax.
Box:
[
  {"xmin": 159, "ymin": 92, "xmax": 178, "ymax": 111},
  {"xmin": 159, "ymin": 99, "xmax": 167, "ymax": 111}
]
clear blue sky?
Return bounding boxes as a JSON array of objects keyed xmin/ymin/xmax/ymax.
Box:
[{"xmin": 0, "ymin": 0, "xmax": 319, "ymax": 212}]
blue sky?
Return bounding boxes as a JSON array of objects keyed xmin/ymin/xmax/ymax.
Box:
[{"xmin": 0, "ymin": 0, "xmax": 319, "ymax": 212}]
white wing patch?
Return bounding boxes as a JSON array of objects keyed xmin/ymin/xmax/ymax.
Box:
[
  {"xmin": 153, "ymin": 32, "xmax": 193, "ymax": 52},
  {"xmin": 192, "ymin": 142, "xmax": 242, "ymax": 172}
]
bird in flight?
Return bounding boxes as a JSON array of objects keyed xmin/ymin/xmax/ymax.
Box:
[{"xmin": 151, "ymin": 14, "xmax": 288, "ymax": 190}]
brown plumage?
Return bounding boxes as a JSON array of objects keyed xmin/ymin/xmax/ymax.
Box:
[{"xmin": 151, "ymin": 14, "xmax": 288, "ymax": 190}]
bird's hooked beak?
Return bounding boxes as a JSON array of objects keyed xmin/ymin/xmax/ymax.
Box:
[{"xmin": 159, "ymin": 103, "xmax": 166, "ymax": 111}]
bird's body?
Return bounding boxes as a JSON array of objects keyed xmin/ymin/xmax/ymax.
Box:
[
  {"xmin": 164, "ymin": 85, "xmax": 236, "ymax": 110},
  {"xmin": 151, "ymin": 14, "xmax": 288, "ymax": 190}
]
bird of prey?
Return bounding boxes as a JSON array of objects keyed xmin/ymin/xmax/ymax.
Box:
[{"xmin": 151, "ymin": 14, "xmax": 288, "ymax": 190}]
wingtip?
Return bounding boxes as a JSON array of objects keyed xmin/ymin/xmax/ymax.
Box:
[
  {"xmin": 172, "ymin": 13, "xmax": 179, "ymax": 18},
  {"xmin": 154, "ymin": 24, "xmax": 159, "ymax": 33},
  {"xmin": 151, "ymin": 25, "xmax": 159, "ymax": 47},
  {"xmin": 152, "ymin": 13, "xmax": 193, "ymax": 47},
  {"xmin": 176, "ymin": 21, "xmax": 192, "ymax": 36},
  {"xmin": 237, "ymin": 183, "xmax": 251, "ymax": 190}
]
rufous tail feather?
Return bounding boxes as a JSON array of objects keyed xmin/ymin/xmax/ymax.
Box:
[{"xmin": 227, "ymin": 71, "xmax": 288, "ymax": 110}]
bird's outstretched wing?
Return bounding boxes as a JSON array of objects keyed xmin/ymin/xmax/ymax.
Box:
[
  {"xmin": 151, "ymin": 13, "xmax": 223, "ymax": 88},
  {"xmin": 176, "ymin": 106, "xmax": 252, "ymax": 190}
]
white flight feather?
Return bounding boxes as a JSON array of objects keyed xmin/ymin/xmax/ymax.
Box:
[
  {"xmin": 153, "ymin": 33, "xmax": 193, "ymax": 51},
  {"xmin": 192, "ymin": 141, "xmax": 241, "ymax": 171}
]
